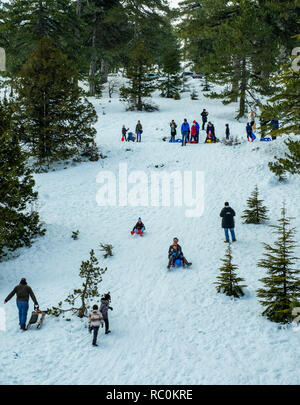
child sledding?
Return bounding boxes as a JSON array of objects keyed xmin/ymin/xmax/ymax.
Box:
[
  {"xmin": 131, "ymin": 217, "xmax": 145, "ymax": 236},
  {"xmin": 167, "ymin": 237, "xmax": 192, "ymax": 269}
]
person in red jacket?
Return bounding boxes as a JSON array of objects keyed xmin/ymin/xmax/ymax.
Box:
[{"xmin": 190, "ymin": 122, "xmax": 197, "ymax": 143}]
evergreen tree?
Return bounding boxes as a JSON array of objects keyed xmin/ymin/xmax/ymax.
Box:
[
  {"xmin": 13, "ymin": 36, "xmax": 98, "ymax": 166},
  {"xmin": 49, "ymin": 249, "xmax": 107, "ymax": 318},
  {"xmin": 242, "ymin": 185, "xmax": 269, "ymax": 224},
  {"xmin": 0, "ymin": 98, "xmax": 45, "ymax": 259},
  {"xmin": 159, "ymin": 47, "xmax": 182, "ymax": 98},
  {"xmin": 120, "ymin": 40, "xmax": 157, "ymax": 111},
  {"xmin": 269, "ymin": 139, "xmax": 300, "ymax": 181},
  {"xmin": 215, "ymin": 244, "xmax": 246, "ymax": 298},
  {"xmin": 257, "ymin": 205, "xmax": 300, "ymax": 324}
]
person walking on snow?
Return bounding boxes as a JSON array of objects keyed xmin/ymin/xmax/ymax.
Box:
[
  {"xmin": 4, "ymin": 278, "xmax": 39, "ymax": 330},
  {"xmin": 225, "ymin": 124, "xmax": 230, "ymax": 140},
  {"xmin": 122, "ymin": 125, "xmax": 129, "ymax": 141},
  {"xmin": 131, "ymin": 217, "xmax": 145, "ymax": 236},
  {"xmin": 100, "ymin": 293, "xmax": 113, "ymax": 335},
  {"xmin": 181, "ymin": 119, "xmax": 190, "ymax": 146},
  {"xmin": 167, "ymin": 237, "xmax": 192, "ymax": 268},
  {"xmin": 170, "ymin": 120, "xmax": 177, "ymax": 142},
  {"xmin": 136, "ymin": 120, "xmax": 143, "ymax": 142},
  {"xmin": 220, "ymin": 202, "xmax": 236, "ymax": 243},
  {"xmin": 201, "ymin": 109, "xmax": 208, "ymax": 130},
  {"xmin": 88, "ymin": 304, "xmax": 104, "ymax": 346}
]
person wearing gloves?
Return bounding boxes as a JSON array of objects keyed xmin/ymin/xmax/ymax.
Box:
[
  {"xmin": 131, "ymin": 217, "xmax": 145, "ymax": 236},
  {"xmin": 88, "ymin": 304, "xmax": 104, "ymax": 346},
  {"xmin": 4, "ymin": 278, "xmax": 39, "ymax": 331}
]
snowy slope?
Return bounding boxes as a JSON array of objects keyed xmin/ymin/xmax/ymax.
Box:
[{"xmin": 0, "ymin": 78, "xmax": 299, "ymax": 385}]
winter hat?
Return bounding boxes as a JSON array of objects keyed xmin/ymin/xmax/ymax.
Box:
[
  {"xmin": 193, "ymin": 120, "xmax": 196, "ymax": 123},
  {"xmin": 93, "ymin": 304, "xmax": 98, "ymax": 310},
  {"xmin": 138, "ymin": 217, "xmax": 142, "ymax": 221},
  {"xmin": 20, "ymin": 278, "xmax": 27, "ymax": 285}
]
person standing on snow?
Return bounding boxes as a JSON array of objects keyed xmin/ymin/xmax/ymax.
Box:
[
  {"xmin": 225, "ymin": 124, "xmax": 230, "ymax": 140},
  {"xmin": 4, "ymin": 278, "xmax": 39, "ymax": 330},
  {"xmin": 206, "ymin": 122, "xmax": 216, "ymax": 143},
  {"xmin": 131, "ymin": 217, "xmax": 145, "ymax": 236},
  {"xmin": 194, "ymin": 120, "xmax": 200, "ymax": 143},
  {"xmin": 167, "ymin": 237, "xmax": 192, "ymax": 268},
  {"xmin": 190, "ymin": 121, "xmax": 197, "ymax": 143},
  {"xmin": 122, "ymin": 125, "xmax": 129, "ymax": 141},
  {"xmin": 270, "ymin": 119, "xmax": 279, "ymax": 140},
  {"xmin": 181, "ymin": 118, "xmax": 190, "ymax": 146},
  {"xmin": 88, "ymin": 304, "xmax": 104, "ymax": 347},
  {"xmin": 170, "ymin": 120, "xmax": 177, "ymax": 142},
  {"xmin": 201, "ymin": 109, "xmax": 208, "ymax": 130},
  {"xmin": 220, "ymin": 202, "xmax": 236, "ymax": 243},
  {"xmin": 136, "ymin": 120, "xmax": 143, "ymax": 142},
  {"xmin": 246, "ymin": 122, "xmax": 253, "ymax": 142},
  {"xmin": 100, "ymin": 293, "xmax": 113, "ymax": 335}
]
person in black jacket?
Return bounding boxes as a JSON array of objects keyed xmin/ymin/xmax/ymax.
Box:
[
  {"xmin": 220, "ymin": 202, "xmax": 236, "ymax": 243},
  {"xmin": 122, "ymin": 125, "xmax": 129, "ymax": 141},
  {"xmin": 201, "ymin": 109, "xmax": 208, "ymax": 130},
  {"xmin": 4, "ymin": 278, "xmax": 39, "ymax": 330}
]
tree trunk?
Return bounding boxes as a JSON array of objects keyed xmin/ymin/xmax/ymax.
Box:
[
  {"xmin": 237, "ymin": 57, "xmax": 247, "ymax": 119},
  {"xmin": 89, "ymin": 26, "xmax": 97, "ymax": 96}
]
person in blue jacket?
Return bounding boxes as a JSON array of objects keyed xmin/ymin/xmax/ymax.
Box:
[
  {"xmin": 246, "ymin": 123, "xmax": 253, "ymax": 142},
  {"xmin": 181, "ymin": 119, "xmax": 190, "ymax": 146}
]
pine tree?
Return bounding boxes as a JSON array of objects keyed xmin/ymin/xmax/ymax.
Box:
[
  {"xmin": 49, "ymin": 249, "xmax": 107, "ymax": 318},
  {"xmin": 242, "ymin": 185, "xmax": 269, "ymax": 224},
  {"xmin": 215, "ymin": 244, "xmax": 246, "ymax": 298},
  {"xmin": 13, "ymin": 36, "xmax": 98, "ymax": 166},
  {"xmin": 159, "ymin": 47, "xmax": 182, "ymax": 98},
  {"xmin": 120, "ymin": 40, "xmax": 157, "ymax": 111},
  {"xmin": 257, "ymin": 205, "xmax": 300, "ymax": 324},
  {"xmin": 0, "ymin": 98, "xmax": 45, "ymax": 259},
  {"xmin": 269, "ymin": 139, "xmax": 300, "ymax": 180}
]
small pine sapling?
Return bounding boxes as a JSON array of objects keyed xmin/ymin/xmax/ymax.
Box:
[
  {"xmin": 72, "ymin": 230, "xmax": 80, "ymax": 240},
  {"xmin": 215, "ymin": 243, "xmax": 247, "ymax": 298},
  {"xmin": 242, "ymin": 185, "xmax": 269, "ymax": 224},
  {"xmin": 99, "ymin": 243, "xmax": 113, "ymax": 259}
]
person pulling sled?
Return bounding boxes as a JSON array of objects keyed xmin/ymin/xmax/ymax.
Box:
[
  {"xmin": 167, "ymin": 237, "xmax": 192, "ymax": 269},
  {"xmin": 131, "ymin": 217, "xmax": 145, "ymax": 236}
]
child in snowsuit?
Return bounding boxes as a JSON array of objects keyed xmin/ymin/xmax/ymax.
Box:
[
  {"xmin": 170, "ymin": 120, "xmax": 177, "ymax": 142},
  {"xmin": 167, "ymin": 237, "xmax": 192, "ymax": 268},
  {"xmin": 100, "ymin": 294, "xmax": 113, "ymax": 335},
  {"xmin": 88, "ymin": 304, "xmax": 104, "ymax": 346},
  {"xmin": 131, "ymin": 217, "xmax": 145, "ymax": 236}
]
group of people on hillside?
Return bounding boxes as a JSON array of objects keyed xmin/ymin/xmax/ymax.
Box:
[
  {"xmin": 4, "ymin": 202, "xmax": 237, "ymax": 346},
  {"xmin": 122, "ymin": 120, "xmax": 143, "ymax": 142}
]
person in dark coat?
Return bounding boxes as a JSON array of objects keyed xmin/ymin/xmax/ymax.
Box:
[
  {"xmin": 201, "ymin": 109, "xmax": 208, "ymax": 130},
  {"xmin": 225, "ymin": 124, "xmax": 230, "ymax": 140},
  {"xmin": 100, "ymin": 293, "xmax": 113, "ymax": 334},
  {"xmin": 170, "ymin": 120, "xmax": 177, "ymax": 142},
  {"xmin": 4, "ymin": 278, "xmax": 39, "ymax": 330},
  {"xmin": 135, "ymin": 120, "xmax": 143, "ymax": 142},
  {"xmin": 220, "ymin": 202, "xmax": 236, "ymax": 243},
  {"xmin": 167, "ymin": 237, "xmax": 192, "ymax": 268},
  {"xmin": 270, "ymin": 119, "xmax": 279, "ymax": 140},
  {"xmin": 246, "ymin": 123, "xmax": 253, "ymax": 142}
]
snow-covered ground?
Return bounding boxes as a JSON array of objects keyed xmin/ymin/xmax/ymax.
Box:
[{"xmin": 0, "ymin": 78, "xmax": 299, "ymax": 385}]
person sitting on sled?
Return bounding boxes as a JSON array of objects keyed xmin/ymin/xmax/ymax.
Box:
[
  {"xmin": 131, "ymin": 217, "xmax": 145, "ymax": 236},
  {"xmin": 167, "ymin": 237, "xmax": 192, "ymax": 268}
]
